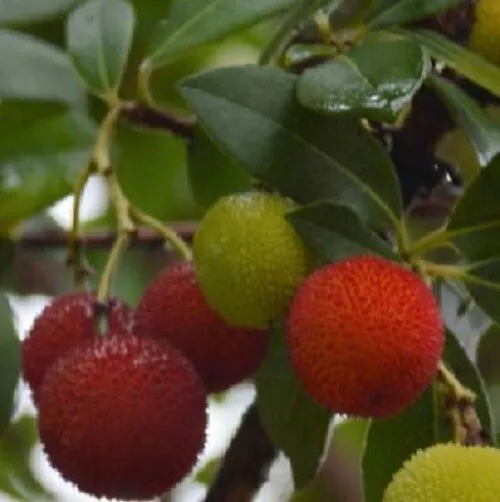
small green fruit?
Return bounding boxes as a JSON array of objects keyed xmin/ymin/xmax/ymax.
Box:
[{"xmin": 193, "ymin": 192, "xmax": 311, "ymax": 329}]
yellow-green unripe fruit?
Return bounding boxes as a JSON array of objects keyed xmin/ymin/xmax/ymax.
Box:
[
  {"xmin": 383, "ymin": 443, "xmax": 500, "ymax": 502},
  {"xmin": 193, "ymin": 192, "xmax": 311, "ymax": 329},
  {"xmin": 469, "ymin": 0, "xmax": 500, "ymax": 66}
]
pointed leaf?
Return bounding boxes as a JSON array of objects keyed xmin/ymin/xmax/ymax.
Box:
[
  {"xmin": 187, "ymin": 125, "xmax": 252, "ymax": 212},
  {"xmin": 0, "ymin": 294, "xmax": 20, "ymax": 435},
  {"xmin": 287, "ymin": 202, "xmax": 398, "ymax": 264},
  {"xmin": 145, "ymin": 0, "xmax": 296, "ymax": 68},
  {"xmin": 429, "ymin": 73, "xmax": 500, "ymax": 167},
  {"xmin": 255, "ymin": 325, "xmax": 332, "ymax": 489},
  {"xmin": 365, "ymin": 0, "xmax": 464, "ymax": 28},
  {"xmin": 0, "ymin": 28, "xmax": 85, "ymax": 103},
  {"xmin": 0, "ymin": 0, "xmax": 80, "ymax": 24},
  {"xmin": 447, "ymin": 154, "xmax": 500, "ymax": 261},
  {"xmin": 401, "ymin": 29, "xmax": 500, "ymax": 98},
  {"xmin": 180, "ymin": 66, "xmax": 402, "ymax": 228},
  {"xmin": 297, "ymin": 33, "xmax": 430, "ymax": 122},
  {"xmin": 66, "ymin": 0, "xmax": 136, "ymax": 99}
]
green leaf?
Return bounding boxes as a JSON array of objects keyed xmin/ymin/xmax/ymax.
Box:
[
  {"xmin": 363, "ymin": 328, "xmax": 496, "ymax": 501},
  {"xmin": 0, "ymin": 28, "xmax": 86, "ymax": 104},
  {"xmin": 447, "ymin": 154, "xmax": 500, "ymax": 261},
  {"xmin": 255, "ymin": 325, "xmax": 332, "ymax": 489},
  {"xmin": 0, "ymin": 107, "xmax": 95, "ymax": 230},
  {"xmin": 144, "ymin": 0, "xmax": 296, "ymax": 68},
  {"xmin": 187, "ymin": 125, "xmax": 252, "ymax": 212},
  {"xmin": 0, "ymin": 294, "xmax": 20, "ymax": 435},
  {"xmin": 194, "ymin": 456, "xmax": 222, "ymax": 485},
  {"xmin": 464, "ymin": 259, "xmax": 500, "ymax": 327},
  {"xmin": 180, "ymin": 65, "xmax": 402, "ymax": 228},
  {"xmin": 66, "ymin": 0, "xmax": 136, "ymax": 99},
  {"xmin": 429, "ymin": 74, "xmax": 500, "ymax": 168},
  {"xmin": 297, "ymin": 33, "xmax": 430, "ymax": 122},
  {"xmin": 400, "ymin": 29, "xmax": 500, "ymax": 99},
  {"xmin": 283, "ymin": 44, "xmax": 337, "ymax": 71},
  {"xmin": 364, "ymin": 0, "xmax": 463, "ymax": 28},
  {"xmin": 287, "ymin": 202, "xmax": 398, "ymax": 264},
  {"xmin": 0, "ymin": 0, "xmax": 80, "ymax": 24},
  {"xmin": 477, "ymin": 324, "xmax": 500, "ymax": 384},
  {"xmin": 0, "ymin": 415, "xmax": 55, "ymax": 501}
]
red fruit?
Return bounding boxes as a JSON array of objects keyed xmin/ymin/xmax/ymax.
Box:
[
  {"xmin": 286, "ymin": 255, "xmax": 444, "ymax": 418},
  {"xmin": 22, "ymin": 292, "xmax": 134, "ymax": 404},
  {"xmin": 38, "ymin": 334, "xmax": 207, "ymax": 501},
  {"xmin": 135, "ymin": 261, "xmax": 269, "ymax": 393}
]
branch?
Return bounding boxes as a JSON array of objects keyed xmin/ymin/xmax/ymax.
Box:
[
  {"xmin": 17, "ymin": 223, "xmax": 197, "ymax": 250},
  {"xmin": 120, "ymin": 102, "xmax": 196, "ymax": 140},
  {"xmin": 204, "ymin": 402, "xmax": 277, "ymax": 502}
]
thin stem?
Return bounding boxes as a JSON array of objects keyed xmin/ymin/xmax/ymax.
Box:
[
  {"xmin": 131, "ymin": 207, "xmax": 193, "ymax": 261},
  {"xmin": 96, "ymin": 232, "xmax": 130, "ymax": 304},
  {"xmin": 407, "ymin": 224, "xmax": 451, "ymax": 257},
  {"xmin": 437, "ymin": 361, "xmax": 476, "ymax": 402},
  {"xmin": 94, "ymin": 106, "xmax": 122, "ymax": 175},
  {"xmin": 420, "ymin": 261, "xmax": 467, "ymax": 279}
]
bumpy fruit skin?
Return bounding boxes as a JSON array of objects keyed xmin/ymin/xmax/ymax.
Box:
[
  {"xmin": 135, "ymin": 261, "xmax": 269, "ymax": 393},
  {"xmin": 469, "ymin": 0, "xmax": 500, "ymax": 66},
  {"xmin": 193, "ymin": 192, "xmax": 311, "ymax": 329},
  {"xmin": 22, "ymin": 292, "xmax": 134, "ymax": 404},
  {"xmin": 383, "ymin": 443, "xmax": 500, "ymax": 501},
  {"xmin": 286, "ymin": 255, "xmax": 444, "ymax": 418},
  {"xmin": 38, "ymin": 334, "xmax": 207, "ymax": 501}
]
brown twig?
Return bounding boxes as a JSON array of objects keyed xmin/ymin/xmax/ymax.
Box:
[
  {"xmin": 17, "ymin": 223, "xmax": 198, "ymax": 250},
  {"xmin": 120, "ymin": 102, "xmax": 196, "ymax": 140},
  {"xmin": 204, "ymin": 402, "xmax": 277, "ymax": 502}
]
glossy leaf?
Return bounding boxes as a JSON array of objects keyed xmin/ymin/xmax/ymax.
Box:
[
  {"xmin": 447, "ymin": 154, "xmax": 500, "ymax": 261},
  {"xmin": 363, "ymin": 327, "xmax": 495, "ymax": 501},
  {"xmin": 401, "ymin": 29, "xmax": 500, "ymax": 99},
  {"xmin": 187, "ymin": 125, "xmax": 252, "ymax": 212},
  {"xmin": 429, "ymin": 73, "xmax": 500, "ymax": 167},
  {"xmin": 0, "ymin": 0, "xmax": 80, "ymax": 24},
  {"xmin": 287, "ymin": 202, "xmax": 398, "ymax": 264},
  {"xmin": 0, "ymin": 28, "xmax": 85, "ymax": 104},
  {"xmin": 145, "ymin": 0, "xmax": 296, "ymax": 68},
  {"xmin": 180, "ymin": 65, "xmax": 402, "ymax": 228},
  {"xmin": 0, "ymin": 415, "xmax": 55, "ymax": 501},
  {"xmin": 255, "ymin": 325, "xmax": 332, "ymax": 489},
  {"xmin": 0, "ymin": 294, "xmax": 20, "ymax": 435},
  {"xmin": 364, "ymin": 0, "xmax": 462, "ymax": 28},
  {"xmin": 66, "ymin": 0, "xmax": 135, "ymax": 99},
  {"xmin": 297, "ymin": 33, "xmax": 430, "ymax": 122},
  {"xmin": 0, "ymin": 107, "xmax": 95, "ymax": 230}
]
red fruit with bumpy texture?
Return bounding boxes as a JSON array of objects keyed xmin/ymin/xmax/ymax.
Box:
[
  {"xmin": 22, "ymin": 292, "xmax": 134, "ymax": 404},
  {"xmin": 286, "ymin": 255, "xmax": 444, "ymax": 418},
  {"xmin": 136, "ymin": 261, "xmax": 269, "ymax": 393},
  {"xmin": 38, "ymin": 334, "xmax": 207, "ymax": 501}
]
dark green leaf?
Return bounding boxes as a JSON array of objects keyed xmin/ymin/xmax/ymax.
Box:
[
  {"xmin": 0, "ymin": 415, "xmax": 55, "ymax": 501},
  {"xmin": 464, "ymin": 259, "xmax": 500, "ymax": 327},
  {"xmin": 0, "ymin": 28, "xmax": 85, "ymax": 103},
  {"xmin": 400, "ymin": 29, "xmax": 500, "ymax": 99},
  {"xmin": 0, "ymin": 294, "xmax": 19, "ymax": 435},
  {"xmin": 0, "ymin": 0, "xmax": 80, "ymax": 24},
  {"xmin": 447, "ymin": 154, "xmax": 500, "ymax": 261},
  {"xmin": 66, "ymin": 0, "xmax": 136, "ymax": 99},
  {"xmin": 180, "ymin": 66, "xmax": 402, "ymax": 228},
  {"xmin": 283, "ymin": 44, "xmax": 337, "ymax": 71},
  {"xmin": 287, "ymin": 202, "xmax": 398, "ymax": 264},
  {"xmin": 290, "ymin": 477, "xmax": 333, "ymax": 502},
  {"xmin": 187, "ymin": 125, "xmax": 252, "ymax": 212},
  {"xmin": 115, "ymin": 123, "xmax": 197, "ymax": 221},
  {"xmin": 145, "ymin": 0, "xmax": 296, "ymax": 68},
  {"xmin": 0, "ymin": 239, "xmax": 14, "ymax": 279},
  {"xmin": 297, "ymin": 33, "xmax": 430, "ymax": 122},
  {"xmin": 429, "ymin": 74, "xmax": 500, "ymax": 168},
  {"xmin": 477, "ymin": 324, "xmax": 500, "ymax": 384},
  {"xmin": 255, "ymin": 325, "xmax": 332, "ymax": 489},
  {"xmin": 365, "ymin": 0, "xmax": 463, "ymax": 28}
]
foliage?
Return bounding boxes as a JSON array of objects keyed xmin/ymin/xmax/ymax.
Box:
[{"xmin": 1, "ymin": 0, "xmax": 500, "ymax": 501}]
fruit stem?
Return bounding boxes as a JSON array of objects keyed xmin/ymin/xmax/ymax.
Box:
[
  {"xmin": 419, "ymin": 261, "xmax": 467, "ymax": 279},
  {"xmin": 437, "ymin": 361, "xmax": 476, "ymax": 403},
  {"xmin": 67, "ymin": 161, "xmax": 96, "ymax": 288},
  {"xmin": 130, "ymin": 207, "xmax": 193, "ymax": 261},
  {"xmin": 407, "ymin": 224, "xmax": 451, "ymax": 257}
]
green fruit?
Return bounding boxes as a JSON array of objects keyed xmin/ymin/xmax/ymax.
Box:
[
  {"xmin": 469, "ymin": 0, "xmax": 500, "ymax": 66},
  {"xmin": 383, "ymin": 443, "xmax": 500, "ymax": 501},
  {"xmin": 193, "ymin": 192, "xmax": 311, "ymax": 329}
]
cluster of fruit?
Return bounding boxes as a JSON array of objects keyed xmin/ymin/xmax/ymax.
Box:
[{"xmin": 20, "ymin": 190, "xmax": 500, "ymax": 500}]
